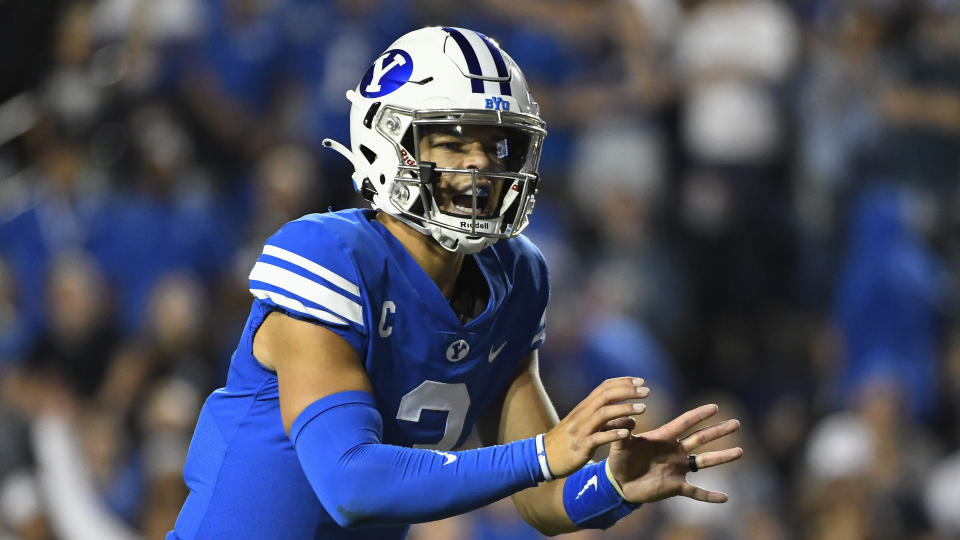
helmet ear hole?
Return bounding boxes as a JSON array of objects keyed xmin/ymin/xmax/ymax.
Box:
[
  {"xmin": 379, "ymin": 174, "xmax": 386, "ymax": 185},
  {"xmin": 360, "ymin": 145, "xmax": 377, "ymax": 164},
  {"xmin": 363, "ymin": 102, "xmax": 381, "ymax": 128},
  {"xmin": 360, "ymin": 178, "xmax": 378, "ymax": 202}
]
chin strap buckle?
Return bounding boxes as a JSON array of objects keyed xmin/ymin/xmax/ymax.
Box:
[
  {"xmin": 359, "ymin": 178, "xmax": 378, "ymax": 202},
  {"xmin": 418, "ymin": 162, "xmax": 441, "ymax": 185}
]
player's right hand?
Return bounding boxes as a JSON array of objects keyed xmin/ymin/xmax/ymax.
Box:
[{"xmin": 543, "ymin": 377, "xmax": 649, "ymax": 478}]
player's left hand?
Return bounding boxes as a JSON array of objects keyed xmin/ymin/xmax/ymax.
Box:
[
  {"xmin": 607, "ymin": 403, "xmax": 743, "ymax": 504},
  {"xmin": 543, "ymin": 377, "xmax": 650, "ymax": 478}
]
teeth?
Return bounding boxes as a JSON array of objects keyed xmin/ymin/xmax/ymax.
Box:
[
  {"xmin": 451, "ymin": 188, "xmax": 491, "ymax": 217},
  {"xmin": 457, "ymin": 187, "xmax": 489, "ymax": 198},
  {"xmin": 453, "ymin": 200, "xmax": 487, "ymax": 216}
]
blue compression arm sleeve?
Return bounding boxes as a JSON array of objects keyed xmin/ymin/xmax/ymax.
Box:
[{"xmin": 290, "ymin": 391, "xmax": 544, "ymax": 528}]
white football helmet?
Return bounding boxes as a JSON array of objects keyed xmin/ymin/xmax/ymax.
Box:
[{"xmin": 323, "ymin": 26, "xmax": 546, "ymax": 254}]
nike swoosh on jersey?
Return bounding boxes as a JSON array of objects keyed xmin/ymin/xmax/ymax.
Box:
[
  {"xmin": 575, "ymin": 475, "xmax": 598, "ymax": 499},
  {"xmin": 432, "ymin": 450, "xmax": 458, "ymax": 465},
  {"xmin": 488, "ymin": 341, "xmax": 508, "ymax": 362}
]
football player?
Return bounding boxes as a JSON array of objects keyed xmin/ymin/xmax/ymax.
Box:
[{"xmin": 169, "ymin": 27, "xmax": 742, "ymax": 539}]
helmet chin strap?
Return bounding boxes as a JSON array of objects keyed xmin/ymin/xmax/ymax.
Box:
[
  {"xmin": 432, "ymin": 229, "xmax": 461, "ymax": 253},
  {"xmin": 428, "ymin": 198, "xmax": 501, "ymax": 255}
]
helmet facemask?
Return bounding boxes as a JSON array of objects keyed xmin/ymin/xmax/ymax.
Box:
[{"xmin": 381, "ymin": 107, "xmax": 545, "ymax": 254}]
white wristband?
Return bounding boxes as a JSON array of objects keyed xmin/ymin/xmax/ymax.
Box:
[{"xmin": 535, "ymin": 433, "xmax": 554, "ymax": 482}]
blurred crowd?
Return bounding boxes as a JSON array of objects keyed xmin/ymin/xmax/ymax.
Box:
[{"xmin": 0, "ymin": 0, "xmax": 958, "ymax": 538}]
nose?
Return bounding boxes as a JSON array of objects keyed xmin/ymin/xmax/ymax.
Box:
[{"xmin": 461, "ymin": 142, "xmax": 491, "ymax": 171}]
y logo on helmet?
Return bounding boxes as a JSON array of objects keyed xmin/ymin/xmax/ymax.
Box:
[
  {"xmin": 360, "ymin": 49, "xmax": 414, "ymax": 98},
  {"xmin": 485, "ymin": 96, "xmax": 510, "ymax": 111}
]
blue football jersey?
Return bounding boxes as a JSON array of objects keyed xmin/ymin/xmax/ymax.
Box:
[{"xmin": 171, "ymin": 209, "xmax": 549, "ymax": 539}]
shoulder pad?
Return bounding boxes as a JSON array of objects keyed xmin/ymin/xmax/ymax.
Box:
[{"xmin": 248, "ymin": 214, "xmax": 365, "ymax": 329}]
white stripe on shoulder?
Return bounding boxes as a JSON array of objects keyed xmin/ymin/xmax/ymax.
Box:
[
  {"xmin": 250, "ymin": 289, "xmax": 348, "ymax": 326},
  {"xmin": 249, "ymin": 262, "xmax": 363, "ymax": 325},
  {"xmin": 262, "ymin": 244, "xmax": 360, "ymax": 297}
]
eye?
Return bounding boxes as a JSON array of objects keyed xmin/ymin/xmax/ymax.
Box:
[{"xmin": 434, "ymin": 141, "xmax": 464, "ymax": 152}]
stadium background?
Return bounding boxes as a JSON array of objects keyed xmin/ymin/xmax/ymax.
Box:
[{"xmin": 0, "ymin": 0, "xmax": 958, "ymax": 538}]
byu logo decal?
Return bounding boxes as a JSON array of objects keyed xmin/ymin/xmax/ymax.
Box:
[
  {"xmin": 360, "ymin": 49, "xmax": 414, "ymax": 98},
  {"xmin": 484, "ymin": 96, "xmax": 510, "ymax": 111},
  {"xmin": 445, "ymin": 339, "xmax": 470, "ymax": 362}
]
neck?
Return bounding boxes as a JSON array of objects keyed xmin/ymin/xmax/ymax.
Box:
[{"xmin": 376, "ymin": 212, "xmax": 464, "ymax": 299}]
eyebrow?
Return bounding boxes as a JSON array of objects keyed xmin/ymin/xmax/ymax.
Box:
[{"xmin": 427, "ymin": 130, "xmax": 507, "ymax": 145}]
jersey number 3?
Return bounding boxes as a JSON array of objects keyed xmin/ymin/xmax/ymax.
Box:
[{"xmin": 396, "ymin": 381, "xmax": 471, "ymax": 450}]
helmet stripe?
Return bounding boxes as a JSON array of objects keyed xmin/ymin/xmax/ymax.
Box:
[
  {"xmin": 475, "ymin": 32, "xmax": 512, "ymax": 96},
  {"xmin": 442, "ymin": 26, "xmax": 485, "ymax": 93}
]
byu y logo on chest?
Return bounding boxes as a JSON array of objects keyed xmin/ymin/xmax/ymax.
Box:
[{"xmin": 445, "ymin": 339, "xmax": 470, "ymax": 362}]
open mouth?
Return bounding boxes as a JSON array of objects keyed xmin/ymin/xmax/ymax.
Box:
[{"xmin": 451, "ymin": 186, "xmax": 490, "ymax": 217}]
